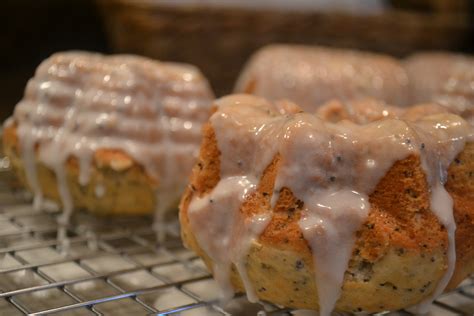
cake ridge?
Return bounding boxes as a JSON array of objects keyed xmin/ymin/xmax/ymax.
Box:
[
  {"xmin": 4, "ymin": 51, "xmax": 214, "ymax": 247},
  {"xmin": 184, "ymin": 94, "xmax": 473, "ymax": 315}
]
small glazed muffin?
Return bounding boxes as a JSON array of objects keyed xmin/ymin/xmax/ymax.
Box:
[
  {"xmin": 236, "ymin": 45, "xmax": 474, "ymax": 125},
  {"xmin": 235, "ymin": 45, "xmax": 411, "ymax": 109},
  {"xmin": 3, "ymin": 52, "xmax": 214, "ymax": 222},
  {"xmin": 180, "ymin": 94, "xmax": 474, "ymax": 315}
]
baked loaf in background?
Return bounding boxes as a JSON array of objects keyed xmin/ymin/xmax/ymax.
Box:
[
  {"xmin": 236, "ymin": 45, "xmax": 474, "ymax": 124},
  {"xmin": 405, "ymin": 52, "xmax": 474, "ymax": 124},
  {"xmin": 180, "ymin": 94, "xmax": 474, "ymax": 315},
  {"xmin": 235, "ymin": 45, "xmax": 411, "ymax": 108},
  {"xmin": 2, "ymin": 52, "xmax": 214, "ymax": 220}
]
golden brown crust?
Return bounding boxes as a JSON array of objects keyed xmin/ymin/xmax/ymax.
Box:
[
  {"xmin": 3, "ymin": 123, "xmax": 159, "ymax": 216},
  {"xmin": 180, "ymin": 122, "xmax": 474, "ymax": 312}
]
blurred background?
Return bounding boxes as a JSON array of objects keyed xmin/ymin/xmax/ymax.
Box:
[{"xmin": 1, "ymin": 0, "xmax": 473, "ymax": 121}]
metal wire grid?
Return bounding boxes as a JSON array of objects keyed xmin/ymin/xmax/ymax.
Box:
[{"xmin": 0, "ymin": 162, "xmax": 473, "ymax": 315}]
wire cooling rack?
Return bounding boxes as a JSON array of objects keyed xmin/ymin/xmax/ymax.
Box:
[{"xmin": 0, "ymin": 156, "xmax": 473, "ymax": 315}]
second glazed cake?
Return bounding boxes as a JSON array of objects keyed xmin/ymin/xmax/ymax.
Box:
[
  {"xmin": 236, "ymin": 45, "xmax": 474, "ymax": 124},
  {"xmin": 3, "ymin": 52, "xmax": 214, "ymax": 220},
  {"xmin": 235, "ymin": 45, "xmax": 411, "ymax": 108}
]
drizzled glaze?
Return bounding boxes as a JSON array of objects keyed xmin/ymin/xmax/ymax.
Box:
[
  {"xmin": 188, "ymin": 95, "xmax": 282, "ymax": 301},
  {"xmin": 235, "ymin": 45, "xmax": 411, "ymax": 108},
  {"xmin": 186, "ymin": 94, "xmax": 473, "ymax": 315},
  {"xmin": 189, "ymin": 176, "xmax": 271, "ymax": 302},
  {"xmin": 7, "ymin": 51, "xmax": 213, "ymax": 243}
]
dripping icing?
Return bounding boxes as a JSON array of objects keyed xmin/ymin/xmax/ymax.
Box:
[
  {"xmin": 188, "ymin": 95, "xmax": 284, "ymax": 302},
  {"xmin": 270, "ymin": 112, "xmax": 430, "ymax": 315},
  {"xmin": 188, "ymin": 176, "xmax": 271, "ymax": 302},
  {"xmin": 17, "ymin": 124, "xmax": 43, "ymax": 211},
  {"xmin": 5, "ymin": 51, "xmax": 213, "ymax": 245},
  {"xmin": 299, "ymin": 190, "xmax": 369, "ymax": 316},
  {"xmin": 186, "ymin": 94, "xmax": 473, "ymax": 314},
  {"xmin": 407, "ymin": 114, "xmax": 470, "ymax": 312}
]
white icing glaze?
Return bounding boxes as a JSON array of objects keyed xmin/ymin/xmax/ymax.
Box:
[
  {"xmin": 406, "ymin": 113, "xmax": 472, "ymax": 312},
  {"xmin": 299, "ymin": 190, "xmax": 369, "ymax": 316},
  {"xmin": 6, "ymin": 51, "xmax": 213, "ymax": 242},
  {"xmin": 235, "ymin": 211, "xmax": 271, "ymax": 302},
  {"xmin": 188, "ymin": 95, "xmax": 286, "ymax": 302},
  {"xmin": 270, "ymin": 110, "xmax": 431, "ymax": 315},
  {"xmin": 188, "ymin": 176, "xmax": 271, "ymax": 302},
  {"xmin": 187, "ymin": 94, "xmax": 473, "ymax": 314},
  {"xmin": 17, "ymin": 124, "xmax": 43, "ymax": 211}
]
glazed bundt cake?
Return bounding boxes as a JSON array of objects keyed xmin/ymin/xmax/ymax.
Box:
[
  {"xmin": 180, "ymin": 94, "xmax": 474, "ymax": 315},
  {"xmin": 3, "ymin": 52, "xmax": 214, "ymax": 224},
  {"xmin": 235, "ymin": 45, "xmax": 411, "ymax": 108},
  {"xmin": 236, "ymin": 45, "xmax": 474, "ymax": 124}
]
